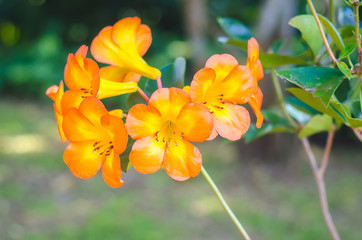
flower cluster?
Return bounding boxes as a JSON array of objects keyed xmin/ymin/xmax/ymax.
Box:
[{"xmin": 46, "ymin": 17, "xmax": 264, "ymax": 188}]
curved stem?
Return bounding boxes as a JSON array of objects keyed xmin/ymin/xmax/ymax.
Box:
[
  {"xmin": 157, "ymin": 75, "xmax": 163, "ymax": 89},
  {"xmin": 353, "ymin": 4, "xmax": 362, "ymax": 65},
  {"xmin": 137, "ymin": 87, "xmax": 150, "ymax": 102},
  {"xmin": 200, "ymin": 166, "xmax": 251, "ymax": 240},
  {"xmin": 301, "ymin": 138, "xmax": 341, "ymax": 240},
  {"xmin": 271, "ymin": 69, "xmax": 298, "ymax": 128},
  {"xmin": 320, "ymin": 125, "xmax": 336, "ymax": 177},
  {"xmin": 307, "ymin": 0, "xmax": 338, "ymax": 65}
]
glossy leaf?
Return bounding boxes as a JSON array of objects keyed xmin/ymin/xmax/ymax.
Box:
[
  {"xmin": 145, "ymin": 58, "xmax": 186, "ymax": 95},
  {"xmin": 298, "ymin": 114, "xmax": 333, "ymax": 138},
  {"xmin": 276, "ymin": 67, "xmax": 345, "ymax": 106},
  {"xmin": 337, "ymin": 61, "xmax": 351, "ymax": 79},
  {"xmin": 339, "ymin": 43, "xmax": 356, "ymax": 60},
  {"xmin": 330, "ymin": 97, "xmax": 362, "ymax": 127},
  {"xmin": 260, "ymin": 53, "xmax": 309, "ymax": 69},
  {"xmin": 289, "ymin": 15, "xmax": 323, "ymax": 59},
  {"xmin": 318, "ymin": 14, "xmax": 345, "ymax": 51},
  {"xmin": 284, "ymin": 97, "xmax": 319, "ymax": 116},
  {"xmin": 244, "ymin": 110, "xmax": 295, "ymax": 143},
  {"xmin": 288, "ymin": 87, "xmax": 347, "ymax": 125},
  {"xmin": 217, "ymin": 17, "xmax": 253, "ymax": 40}
]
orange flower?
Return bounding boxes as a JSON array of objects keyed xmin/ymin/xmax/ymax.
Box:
[
  {"xmin": 62, "ymin": 45, "xmax": 137, "ymax": 112},
  {"xmin": 189, "ymin": 54, "xmax": 254, "ymax": 141},
  {"xmin": 126, "ymin": 88, "xmax": 213, "ymax": 181},
  {"xmin": 62, "ymin": 97, "xmax": 128, "ymax": 188},
  {"xmin": 91, "ymin": 17, "xmax": 161, "ymax": 80},
  {"xmin": 246, "ymin": 38, "xmax": 264, "ymax": 128},
  {"xmin": 46, "ymin": 81, "xmax": 66, "ymax": 142}
]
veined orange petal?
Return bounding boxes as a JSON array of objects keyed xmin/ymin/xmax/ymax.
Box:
[
  {"xmin": 109, "ymin": 109, "xmax": 123, "ymax": 119},
  {"xmin": 91, "ymin": 26, "xmax": 121, "ymax": 66},
  {"xmin": 249, "ymin": 87, "xmax": 264, "ymax": 128},
  {"xmin": 46, "ymin": 85, "xmax": 58, "ymax": 101},
  {"xmin": 100, "ymin": 114, "xmax": 128, "ymax": 154},
  {"xmin": 100, "ymin": 66, "xmax": 141, "ymax": 83},
  {"xmin": 54, "ymin": 104, "xmax": 66, "ymax": 143},
  {"xmin": 205, "ymin": 54, "xmax": 239, "ymax": 82},
  {"xmin": 97, "ymin": 79, "xmax": 137, "ymax": 99},
  {"xmin": 175, "ymin": 103, "xmax": 213, "ymax": 142},
  {"xmin": 212, "ymin": 103, "xmax": 250, "ymax": 141},
  {"xmin": 75, "ymin": 45, "xmax": 88, "ymax": 58},
  {"xmin": 112, "ymin": 17, "xmax": 140, "ymax": 48},
  {"xmin": 102, "ymin": 151, "xmax": 124, "ymax": 188},
  {"xmin": 126, "ymin": 104, "xmax": 163, "ymax": 139},
  {"xmin": 63, "ymin": 141, "xmax": 105, "ymax": 179},
  {"xmin": 220, "ymin": 65, "xmax": 254, "ymax": 104},
  {"xmin": 190, "ymin": 68, "xmax": 216, "ymax": 103},
  {"xmin": 163, "ymin": 139, "xmax": 202, "ymax": 181},
  {"xmin": 61, "ymin": 90, "xmax": 89, "ymax": 114},
  {"xmin": 63, "ymin": 107, "xmax": 107, "ymax": 142},
  {"xmin": 182, "ymin": 85, "xmax": 190, "ymax": 94},
  {"xmin": 78, "ymin": 97, "xmax": 108, "ymax": 127},
  {"xmin": 149, "ymin": 88, "xmax": 191, "ymax": 121},
  {"xmin": 207, "ymin": 128, "xmax": 218, "ymax": 141},
  {"xmin": 135, "ymin": 24, "xmax": 152, "ymax": 56},
  {"xmin": 129, "ymin": 136, "xmax": 165, "ymax": 174},
  {"xmin": 256, "ymin": 59, "xmax": 264, "ymax": 81}
]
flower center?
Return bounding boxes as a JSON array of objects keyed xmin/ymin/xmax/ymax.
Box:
[
  {"xmin": 80, "ymin": 88, "xmax": 94, "ymax": 98},
  {"xmin": 202, "ymin": 93, "xmax": 225, "ymax": 114},
  {"xmin": 154, "ymin": 121, "xmax": 184, "ymax": 148},
  {"xmin": 93, "ymin": 140, "xmax": 114, "ymax": 156}
]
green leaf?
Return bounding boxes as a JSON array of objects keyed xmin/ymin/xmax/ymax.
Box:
[
  {"xmin": 127, "ymin": 92, "xmax": 148, "ymax": 109},
  {"xmin": 217, "ymin": 17, "xmax": 252, "ymax": 40},
  {"xmin": 298, "ymin": 114, "xmax": 333, "ymax": 138},
  {"xmin": 285, "ymin": 104, "xmax": 312, "ymax": 123},
  {"xmin": 120, "ymin": 139, "xmax": 135, "ymax": 173},
  {"xmin": 276, "ymin": 67, "xmax": 345, "ymax": 106},
  {"xmin": 284, "ymin": 97, "xmax": 319, "ymax": 115},
  {"xmin": 244, "ymin": 110, "xmax": 295, "ymax": 143},
  {"xmin": 337, "ymin": 61, "xmax": 351, "ymax": 79},
  {"xmin": 260, "ymin": 53, "xmax": 309, "ymax": 69},
  {"xmin": 145, "ymin": 58, "xmax": 186, "ymax": 95},
  {"xmin": 318, "ymin": 14, "xmax": 345, "ymax": 51},
  {"xmin": 217, "ymin": 37, "xmax": 247, "ymax": 51},
  {"xmin": 338, "ymin": 43, "xmax": 356, "ymax": 60},
  {"xmin": 289, "ymin": 15, "xmax": 324, "ymax": 59},
  {"xmin": 329, "ymin": 97, "xmax": 362, "ymax": 127}
]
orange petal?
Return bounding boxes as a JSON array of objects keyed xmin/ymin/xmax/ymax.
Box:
[
  {"xmin": 78, "ymin": 97, "xmax": 108, "ymax": 126},
  {"xmin": 248, "ymin": 37, "xmax": 260, "ymax": 60},
  {"xmin": 163, "ymin": 139, "xmax": 202, "ymax": 181},
  {"xmin": 129, "ymin": 136, "xmax": 165, "ymax": 174},
  {"xmin": 136, "ymin": 24, "xmax": 152, "ymax": 56},
  {"xmin": 75, "ymin": 45, "xmax": 88, "ymax": 58},
  {"xmin": 149, "ymin": 88, "xmax": 191, "ymax": 120},
  {"xmin": 63, "ymin": 141, "xmax": 105, "ymax": 179},
  {"xmin": 109, "ymin": 109, "xmax": 124, "ymax": 119},
  {"xmin": 54, "ymin": 103, "xmax": 67, "ymax": 142},
  {"xmin": 100, "ymin": 66, "xmax": 141, "ymax": 83},
  {"xmin": 220, "ymin": 65, "xmax": 254, "ymax": 104},
  {"xmin": 61, "ymin": 90, "xmax": 88, "ymax": 114},
  {"xmin": 212, "ymin": 103, "xmax": 250, "ymax": 141},
  {"xmin": 249, "ymin": 87, "xmax": 264, "ymax": 128},
  {"xmin": 97, "ymin": 79, "xmax": 138, "ymax": 99},
  {"xmin": 126, "ymin": 104, "xmax": 163, "ymax": 139},
  {"xmin": 46, "ymin": 85, "xmax": 58, "ymax": 101},
  {"xmin": 100, "ymin": 114, "xmax": 128, "ymax": 154},
  {"xmin": 175, "ymin": 103, "xmax": 213, "ymax": 142},
  {"xmin": 190, "ymin": 68, "xmax": 216, "ymax": 103},
  {"xmin": 102, "ymin": 151, "xmax": 124, "ymax": 188},
  {"xmin": 207, "ymin": 128, "xmax": 218, "ymax": 141},
  {"xmin": 256, "ymin": 59, "xmax": 264, "ymax": 81},
  {"xmin": 112, "ymin": 17, "xmax": 141, "ymax": 47},
  {"xmin": 205, "ymin": 54, "xmax": 239, "ymax": 83}
]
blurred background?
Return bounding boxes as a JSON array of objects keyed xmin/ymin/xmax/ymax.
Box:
[{"xmin": 0, "ymin": 0, "xmax": 361, "ymax": 239}]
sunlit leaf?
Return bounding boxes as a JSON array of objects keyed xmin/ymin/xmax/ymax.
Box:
[
  {"xmin": 338, "ymin": 43, "xmax": 356, "ymax": 60},
  {"xmin": 217, "ymin": 17, "xmax": 253, "ymax": 40},
  {"xmin": 298, "ymin": 114, "xmax": 333, "ymax": 138},
  {"xmin": 260, "ymin": 53, "xmax": 309, "ymax": 69},
  {"xmin": 330, "ymin": 97, "xmax": 362, "ymax": 127},
  {"xmin": 318, "ymin": 14, "xmax": 345, "ymax": 51},
  {"xmin": 276, "ymin": 67, "xmax": 345, "ymax": 106},
  {"xmin": 337, "ymin": 61, "xmax": 351, "ymax": 79},
  {"xmin": 289, "ymin": 15, "xmax": 323, "ymax": 59}
]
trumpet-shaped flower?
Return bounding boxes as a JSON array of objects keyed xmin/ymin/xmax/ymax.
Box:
[
  {"xmin": 62, "ymin": 45, "xmax": 138, "ymax": 112},
  {"xmin": 190, "ymin": 54, "xmax": 254, "ymax": 141},
  {"xmin": 62, "ymin": 97, "xmax": 128, "ymax": 188},
  {"xmin": 46, "ymin": 81, "xmax": 66, "ymax": 142},
  {"xmin": 246, "ymin": 38, "xmax": 264, "ymax": 128},
  {"xmin": 91, "ymin": 17, "xmax": 161, "ymax": 80},
  {"xmin": 126, "ymin": 88, "xmax": 213, "ymax": 181}
]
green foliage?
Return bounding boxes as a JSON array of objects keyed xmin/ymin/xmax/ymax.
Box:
[
  {"xmin": 298, "ymin": 114, "xmax": 333, "ymax": 138},
  {"xmin": 338, "ymin": 43, "xmax": 356, "ymax": 60},
  {"xmin": 217, "ymin": 17, "xmax": 253, "ymax": 40},
  {"xmin": 289, "ymin": 15, "xmax": 323, "ymax": 60},
  {"xmin": 244, "ymin": 111, "xmax": 295, "ymax": 143},
  {"xmin": 276, "ymin": 67, "xmax": 345, "ymax": 106},
  {"xmin": 337, "ymin": 61, "xmax": 352, "ymax": 80}
]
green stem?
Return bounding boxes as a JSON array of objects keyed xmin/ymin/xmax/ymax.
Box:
[
  {"xmin": 353, "ymin": 3, "xmax": 362, "ymax": 85},
  {"xmin": 330, "ymin": 0, "xmax": 335, "ymax": 25},
  {"xmin": 200, "ymin": 166, "xmax": 251, "ymax": 240},
  {"xmin": 271, "ymin": 69, "xmax": 298, "ymax": 128},
  {"xmin": 307, "ymin": 0, "xmax": 338, "ymax": 65}
]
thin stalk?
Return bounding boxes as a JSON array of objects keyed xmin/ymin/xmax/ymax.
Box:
[
  {"xmin": 320, "ymin": 125, "xmax": 336, "ymax": 177},
  {"xmin": 329, "ymin": 0, "xmax": 335, "ymax": 25},
  {"xmin": 137, "ymin": 87, "xmax": 150, "ymax": 102},
  {"xmin": 157, "ymin": 75, "xmax": 163, "ymax": 89},
  {"xmin": 307, "ymin": 0, "xmax": 338, "ymax": 65},
  {"xmin": 271, "ymin": 69, "xmax": 298, "ymax": 128},
  {"xmin": 301, "ymin": 138, "xmax": 341, "ymax": 240},
  {"xmin": 200, "ymin": 166, "xmax": 251, "ymax": 240},
  {"xmin": 353, "ymin": 3, "xmax": 362, "ymax": 64}
]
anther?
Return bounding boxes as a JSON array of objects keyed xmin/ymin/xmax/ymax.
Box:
[{"xmin": 203, "ymin": 101, "xmax": 207, "ymax": 104}]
